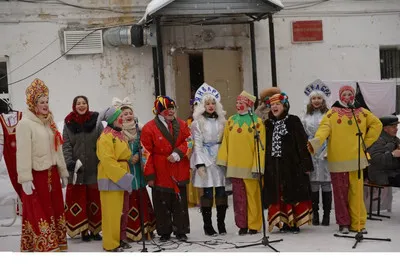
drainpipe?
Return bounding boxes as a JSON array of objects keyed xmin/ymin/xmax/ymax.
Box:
[
  {"xmin": 249, "ymin": 22, "xmax": 259, "ymax": 106},
  {"xmin": 268, "ymin": 14, "xmax": 277, "ymax": 87},
  {"xmin": 155, "ymin": 17, "xmax": 166, "ymax": 96},
  {"xmin": 152, "ymin": 47, "xmax": 160, "ymax": 97}
]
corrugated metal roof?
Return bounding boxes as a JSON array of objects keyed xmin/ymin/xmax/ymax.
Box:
[{"xmin": 140, "ymin": 0, "xmax": 284, "ymax": 25}]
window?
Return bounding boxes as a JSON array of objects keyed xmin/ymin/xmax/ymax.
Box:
[
  {"xmin": 0, "ymin": 57, "xmax": 10, "ymax": 114},
  {"xmin": 380, "ymin": 47, "xmax": 400, "ymax": 113}
]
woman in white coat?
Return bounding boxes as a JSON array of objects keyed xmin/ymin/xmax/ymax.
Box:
[
  {"xmin": 191, "ymin": 83, "xmax": 227, "ymax": 236},
  {"xmin": 301, "ymin": 87, "xmax": 332, "ymax": 226},
  {"xmin": 16, "ymin": 78, "xmax": 69, "ymax": 252}
]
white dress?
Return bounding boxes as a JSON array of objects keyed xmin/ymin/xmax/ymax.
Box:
[
  {"xmin": 190, "ymin": 116, "xmax": 226, "ymax": 188},
  {"xmin": 302, "ymin": 111, "xmax": 331, "ymax": 183}
]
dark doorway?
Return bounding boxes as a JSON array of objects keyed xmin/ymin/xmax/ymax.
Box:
[
  {"xmin": 0, "ymin": 61, "xmax": 9, "ymax": 114},
  {"xmin": 189, "ymin": 53, "xmax": 204, "ymax": 99}
]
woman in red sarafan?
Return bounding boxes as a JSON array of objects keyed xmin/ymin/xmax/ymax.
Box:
[
  {"xmin": 140, "ymin": 96, "xmax": 193, "ymax": 242},
  {"xmin": 63, "ymin": 95, "xmax": 103, "ymax": 241},
  {"xmin": 16, "ymin": 78, "xmax": 69, "ymax": 252},
  {"xmin": 0, "ymin": 106, "xmax": 23, "ymax": 200}
]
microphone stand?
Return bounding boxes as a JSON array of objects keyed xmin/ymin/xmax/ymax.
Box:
[
  {"xmin": 334, "ymin": 105, "xmax": 391, "ymax": 249},
  {"xmin": 135, "ymin": 118, "xmax": 148, "ymax": 252},
  {"xmin": 235, "ymin": 109, "xmax": 283, "ymax": 252}
]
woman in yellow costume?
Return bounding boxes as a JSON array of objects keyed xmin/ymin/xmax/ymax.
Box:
[
  {"xmin": 217, "ymin": 91, "xmax": 265, "ymax": 235},
  {"xmin": 97, "ymin": 106, "xmax": 133, "ymax": 252},
  {"xmin": 308, "ymin": 85, "xmax": 382, "ymax": 234}
]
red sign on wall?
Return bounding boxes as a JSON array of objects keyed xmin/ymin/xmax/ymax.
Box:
[{"xmin": 292, "ymin": 20, "xmax": 323, "ymax": 43}]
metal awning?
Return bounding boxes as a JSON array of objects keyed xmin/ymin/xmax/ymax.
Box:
[
  {"xmin": 144, "ymin": 0, "xmax": 284, "ymax": 104},
  {"xmin": 139, "ymin": 0, "xmax": 284, "ymax": 26}
]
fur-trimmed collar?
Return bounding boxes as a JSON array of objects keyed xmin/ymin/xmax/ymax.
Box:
[
  {"xmin": 155, "ymin": 116, "xmax": 180, "ymax": 147},
  {"xmin": 331, "ymin": 100, "xmax": 361, "ymax": 109},
  {"xmin": 24, "ymin": 109, "xmax": 45, "ymax": 125},
  {"xmin": 65, "ymin": 112, "xmax": 99, "ymax": 133},
  {"xmin": 103, "ymin": 126, "xmax": 125, "ymax": 141}
]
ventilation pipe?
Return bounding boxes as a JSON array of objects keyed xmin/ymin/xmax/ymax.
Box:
[{"xmin": 103, "ymin": 25, "xmax": 145, "ymax": 47}]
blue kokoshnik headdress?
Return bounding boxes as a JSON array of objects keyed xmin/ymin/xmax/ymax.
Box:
[{"xmin": 194, "ymin": 82, "xmax": 221, "ymax": 104}]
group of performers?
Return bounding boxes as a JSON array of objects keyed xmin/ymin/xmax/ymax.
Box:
[{"xmin": 0, "ymin": 77, "xmax": 383, "ymax": 252}]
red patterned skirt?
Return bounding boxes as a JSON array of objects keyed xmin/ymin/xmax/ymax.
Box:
[
  {"xmin": 126, "ymin": 188, "xmax": 156, "ymax": 241},
  {"xmin": 268, "ymin": 195, "xmax": 312, "ymax": 232},
  {"xmin": 20, "ymin": 166, "xmax": 68, "ymax": 252},
  {"xmin": 65, "ymin": 184, "xmax": 102, "ymax": 237}
]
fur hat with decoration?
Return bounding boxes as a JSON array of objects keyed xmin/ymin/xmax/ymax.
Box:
[
  {"xmin": 255, "ymin": 87, "xmax": 282, "ymax": 122},
  {"xmin": 259, "ymin": 87, "xmax": 282, "ymax": 102},
  {"xmin": 264, "ymin": 92, "xmax": 289, "ymax": 108}
]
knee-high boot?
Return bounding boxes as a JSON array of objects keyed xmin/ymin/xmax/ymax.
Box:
[
  {"xmin": 216, "ymin": 195, "xmax": 228, "ymax": 235},
  {"xmin": 201, "ymin": 196, "xmax": 217, "ymax": 236},
  {"xmin": 321, "ymin": 191, "xmax": 332, "ymax": 226},
  {"xmin": 311, "ymin": 191, "xmax": 320, "ymax": 226}
]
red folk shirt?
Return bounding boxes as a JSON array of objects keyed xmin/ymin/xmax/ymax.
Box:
[
  {"xmin": 0, "ymin": 111, "xmax": 23, "ymax": 199},
  {"xmin": 140, "ymin": 116, "xmax": 193, "ymax": 193}
]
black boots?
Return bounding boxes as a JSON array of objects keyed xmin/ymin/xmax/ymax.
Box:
[
  {"xmin": 201, "ymin": 197, "xmax": 218, "ymax": 236},
  {"xmin": 91, "ymin": 233, "xmax": 102, "ymax": 241},
  {"xmin": 81, "ymin": 230, "xmax": 91, "ymax": 242},
  {"xmin": 238, "ymin": 228, "xmax": 248, "ymax": 235},
  {"xmin": 311, "ymin": 191, "xmax": 320, "ymax": 226},
  {"xmin": 321, "ymin": 191, "xmax": 332, "ymax": 226},
  {"xmin": 216, "ymin": 196, "xmax": 228, "ymax": 235},
  {"xmin": 312, "ymin": 191, "xmax": 332, "ymax": 226},
  {"xmin": 201, "ymin": 196, "xmax": 228, "ymax": 236}
]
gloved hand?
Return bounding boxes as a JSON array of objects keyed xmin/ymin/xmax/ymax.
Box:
[
  {"xmin": 22, "ymin": 181, "xmax": 35, "ymax": 195},
  {"xmin": 61, "ymin": 177, "xmax": 68, "ymax": 188},
  {"xmin": 131, "ymin": 154, "xmax": 140, "ymax": 164},
  {"xmin": 127, "ymin": 185, "xmax": 133, "ymax": 194},
  {"xmin": 197, "ymin": 166, "xmax": 207, "ymax": 179}
]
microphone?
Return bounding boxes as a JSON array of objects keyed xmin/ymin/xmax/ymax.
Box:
[
  {"xmin": 247, "ymin": 107, "xmax": 264, "ymax": 151},
  {"xmin": 134, "ymin": 117, "xmax": 140, "ymax": 131},
  {"xmin": 347, "ymin": 103, "xmax": 355, "ymax": 109},
  {"xmin": 248, "ymin": 107, "xmax": 253, "ymax": 116}
]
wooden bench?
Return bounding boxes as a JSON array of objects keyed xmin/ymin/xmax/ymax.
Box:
[{"xmin": 363, "ymin": 181, "xmax": 391, "ymax": 221}]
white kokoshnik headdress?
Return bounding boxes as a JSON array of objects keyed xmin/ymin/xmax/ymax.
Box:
[
  {"xmin": 304, "ymin": 79, "xmax": 331, "ymax": 99},
  {"xmin": 194, "ymin": 82, "xmax": 221, "ymax": 104},
  {"xmin": 302, "ymin": 79, "xmax": 333, "ymax": 115}
]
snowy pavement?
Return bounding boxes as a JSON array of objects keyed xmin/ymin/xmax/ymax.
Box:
[{"xmin": 1, "ymin": 188, "xmax": 399, "ymax": 252}]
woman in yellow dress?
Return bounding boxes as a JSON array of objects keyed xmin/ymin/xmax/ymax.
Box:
[
  {"xmin": 97, "ymin": 106, "xmax": 133, "ymax": 252},
  {"xmin": 217, "ymin": 91, "xmax": 266, "ymax": 235},
  {"xmin": 308, "ymin": 85, "xmax": 382, "ymax": 234}
]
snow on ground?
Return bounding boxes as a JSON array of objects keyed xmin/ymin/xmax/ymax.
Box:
[{"xmin": 1, "ymin": 188, "xmax": 399, "ymax": 252}]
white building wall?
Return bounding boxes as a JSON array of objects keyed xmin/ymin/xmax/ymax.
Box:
[
  {"xmin": 0, "ymin": 0, "xmax": 399, "ymax": 123},
  {"xmin": 256, "ymin": 0, "xmax": 400, "ymax": 115},
  {"xmin": 1, "ymin": 22, "xmax": 155, "ymax": 124}
]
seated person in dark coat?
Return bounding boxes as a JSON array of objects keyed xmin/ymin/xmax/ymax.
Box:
[{"xmin": 368, "ymin": 115, "xmax": 400, "ymax": 187}]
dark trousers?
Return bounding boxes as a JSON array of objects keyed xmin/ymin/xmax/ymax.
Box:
[
  {"xmin": 389, "ymin": 175, "xmax": 400, "ymax": 187},
  {"xmin": 203, "ymin": 186, "xmax": 226, "ymax": 199},
  {"xmin": 152, "ymin": 185, "xmax": 190, "ymax": 236}
]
